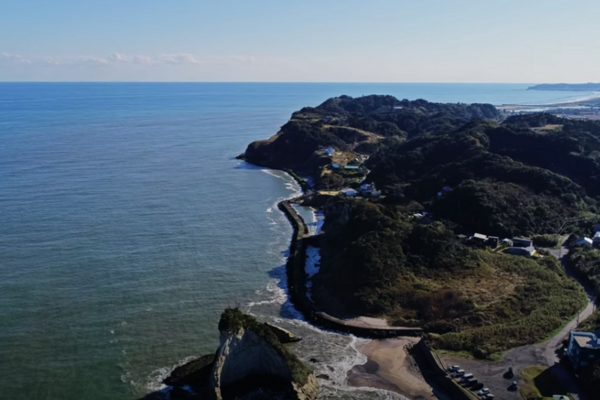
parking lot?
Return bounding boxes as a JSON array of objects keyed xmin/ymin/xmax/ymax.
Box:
[{"xmin": 438, "ymin": 343, "xmax": 548, "ymax": 400}]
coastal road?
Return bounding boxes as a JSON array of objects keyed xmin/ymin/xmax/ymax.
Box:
[{"xmin": 541, "ymin": 236, "xmax": 596, "ymax": 400}]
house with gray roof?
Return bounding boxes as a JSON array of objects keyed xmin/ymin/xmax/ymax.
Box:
[{"xmin": 567, "ymin": 331, "xmax": 600, "ymax": 370}]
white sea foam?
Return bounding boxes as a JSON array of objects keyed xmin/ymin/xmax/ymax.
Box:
[
  {"xmin": 247, "ymin": 278, "xmax": 287, "ymax": 308},
  {"xmin": 305, "ymin": 246, "xmax": 321, "ymax": 280},
  {"xmin": 260, "ymin": 168, "xmax": 304, "ymax": 199},
  {"xmin": 144, "ymin": 355, "xmax": 198, "ymax": 392}
]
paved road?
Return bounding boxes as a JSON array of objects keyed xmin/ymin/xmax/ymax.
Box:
[
  {"xmin": 438, "ymin": 237, "xmax": 596, "ymax": 400},
  {"xmin": 540, "ymin": 237, "xmax": 596, "ymax": 400}
]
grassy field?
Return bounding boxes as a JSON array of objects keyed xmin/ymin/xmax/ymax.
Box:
[
  {"xmin": 422, "ymin": 252, "xmax": 587, "ymax": 358},
  {"xmin": 519, "ymin": 365, "xmax": 572, "ymax": 400}
]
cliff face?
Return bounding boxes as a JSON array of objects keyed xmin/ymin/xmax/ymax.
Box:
[
  {"xmin": 164, "ymin": 308, "xmax": 317, "ymax": 400},
  {"xmin": 210, "ymin": 328, "xmax": 317, "ymax": 400}
]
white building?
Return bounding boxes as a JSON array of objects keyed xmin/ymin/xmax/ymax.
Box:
[
  {"xmin": 340, "ymin": 188, "xmax": 357, "ymax": 197},
  {"xmin": 507, "ymin": 246, "xmax": 536, "ymax": 257},
  {"xmin": 576, "ymin": 237, "xmax": 593, "ymax": 247}
]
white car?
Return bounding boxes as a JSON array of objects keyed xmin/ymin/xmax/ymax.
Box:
[
  {"xmin": 448, "ymin": 365, "xmax": 461, "ymax": 372},
  {"xmin": 453, "ymin": 369, "xmax": 465, "ymax": 377},
  {"xmin": 483, "ymin": 395, "xmax": 494, "ymax": 400},
  {"xmin": 477, "ymin": 388, "xmax": 490, "ymax": 397}
]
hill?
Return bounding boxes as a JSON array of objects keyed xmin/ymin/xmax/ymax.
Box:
[
  {"xmin": 311, "ymin": 197, "xmax": 586, "ymax": 358},
  {"xmin": 243, "ymin": 95, "xmax": 500, "ymax": 189},
  {"xmin": 242, "ymin": 95, "xmax": 599, "ymax": 358}
]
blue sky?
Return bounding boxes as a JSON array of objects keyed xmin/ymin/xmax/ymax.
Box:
[{"xmin": 1, "ymin": 0, "xmax": 598, "ymax": 82}]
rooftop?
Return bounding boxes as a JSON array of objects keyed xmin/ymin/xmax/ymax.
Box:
[{"xmin": 572, "ymin": 332, "xmax": 600, "ymax": 349}]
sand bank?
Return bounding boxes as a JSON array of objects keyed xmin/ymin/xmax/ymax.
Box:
[{"xmin": 347, "ymin": 338, "xmax": 436, "ymax": 400}]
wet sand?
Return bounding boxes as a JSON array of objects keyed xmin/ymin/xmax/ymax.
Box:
[{"xmin": 347, "ymin": 338, "xmax": 436, "ymax": 400}]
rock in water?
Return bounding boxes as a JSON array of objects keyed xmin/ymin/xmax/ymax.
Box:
[{"xmin": 164, "ymin": 308, "xmax": 318, "ymax": 400}]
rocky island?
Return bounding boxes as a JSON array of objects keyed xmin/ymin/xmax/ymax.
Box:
[{"xmin": 163, "ymin": 308, "xmax": 318, "ymax": 400}]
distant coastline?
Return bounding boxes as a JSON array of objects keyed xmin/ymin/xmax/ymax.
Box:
[{"xmin": 528, "ymin": 83, "xmax": 600, "ymax": 91}]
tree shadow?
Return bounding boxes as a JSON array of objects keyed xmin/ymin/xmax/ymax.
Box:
[{"xmin": 535, "ymin": 365, "xmax": 570, "ymax": 397}]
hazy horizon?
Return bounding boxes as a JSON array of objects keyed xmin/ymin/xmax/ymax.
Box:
[{"xmin": 2, "ymin": 0, "xmax": 599, "ymax": 83}]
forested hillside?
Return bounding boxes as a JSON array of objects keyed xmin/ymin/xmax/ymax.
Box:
[{"xmin": 243, "ymin": 95, "xmax": 600, "ymax": 357}]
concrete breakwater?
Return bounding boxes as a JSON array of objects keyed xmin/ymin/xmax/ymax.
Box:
[{"xmin": 277, "ymin": 199, "xmax": 423, "ymax": 338}]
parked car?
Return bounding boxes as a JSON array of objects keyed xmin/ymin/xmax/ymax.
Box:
[
  {"xmin": 453, "ymin": 369, "xmax": 465, "ymax": 377},
  {"xmin": 448, "ymin": 365, "xmax": 460, "ymax": 372},
  {"xmin": 464, "ymin": 377, "xmax": 478, "ymax": 386},
  {"xmin": 511, "ymin": 380, "xmax": 518, "ymax": 389},
  {"xmin": 483, "ymin": 394, "xmax": 494, "ymax": 400},
  {"xmin": 477, "ymin": 388, "xmax": 490, "ymax": 397},
  {"xmin": 460, "ymin": 373, "xmax": 473, "ymax": 381}
]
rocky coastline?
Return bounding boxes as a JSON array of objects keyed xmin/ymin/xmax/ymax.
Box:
[
  {"xmin": 240, "ymin": 153, "xmax": 422, "ymax": 338},
  {"xmin": 163, "ymin": 308, "xmax": 318, "ymax": 400}
]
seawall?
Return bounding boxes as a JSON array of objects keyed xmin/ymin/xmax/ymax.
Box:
[{"xmin": 278, "ymin": 198, "xmax": 423, "ymax": 338}]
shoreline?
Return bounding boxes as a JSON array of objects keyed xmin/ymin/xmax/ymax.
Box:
[
  {"xmin": 239, "ymin": 155, "xmax": 423, "ymax": 338},
  {"xmin": 496, "ymin": 91, "xmax": 600, "ymax": 106},
  {"xmin": 347, "ymin": 338, "xmax": 436, "ymax": 400}
]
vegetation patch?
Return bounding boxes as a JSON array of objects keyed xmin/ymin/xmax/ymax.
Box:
[
  {"xmin": 314, "ymin": 198, "xmax": 587, "ymax": 358},
  {"xmin": 519, "ymin": 365, "xmax": 571, "ymax": 400},
  {"xmin": 531, "ymin": 234, "xmax": 560, "ymax": 248},
  {"xmin": 568, "ymin": 247, "xmax": 600, "ymax": 296}
]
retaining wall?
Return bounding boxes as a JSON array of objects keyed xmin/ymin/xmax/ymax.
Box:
[{"xmin": 278, "ymin": 199, "xmax": 423, "ymax": 339}]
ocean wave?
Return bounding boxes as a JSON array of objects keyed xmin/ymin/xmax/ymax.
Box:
[
  {"xmin": 260, "ymin": 169, "xmax": 303, "ymax": 199},
  {"xmin": 247, "ymin": 278, "xmax": 287, "ymax": 308},
  {"xmin": 143, "ymin": 355, "xmax": 198, "ymax": 393}
]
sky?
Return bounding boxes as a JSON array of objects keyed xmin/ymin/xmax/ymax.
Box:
[{"xmin": 0, "ymin": 0, "xmax": 599, "ymax": 82}]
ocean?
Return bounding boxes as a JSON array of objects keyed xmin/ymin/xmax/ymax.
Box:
[{"xmin": 0, "ymin": 83, "xmax": 595, "ymax": 400}]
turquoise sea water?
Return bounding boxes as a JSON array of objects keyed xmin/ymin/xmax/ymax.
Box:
[{"xmin": 0, "ymin": 83, "xmax": 595, "ymax": 400}]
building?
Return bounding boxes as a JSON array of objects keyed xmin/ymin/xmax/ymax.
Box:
[
  {"xmin": 324, "ymin": 147, "xmax": 335, "ymax": 157},
  {"xmin": 359, "ymin": 183, "xmax": 381, "ymax": 197},
  {"xmin": 593, "ymin": 231, "xmax": 600, "ymax": 246},
  {"xmin": 331, "ymin": 163, "xmax": 340, "ymax": 169},
  {"xmin": 486, "ymin": 236, "xmax": 499, "ymax": 248},
  {"xmin": 576, "ymin": 237, "xmax": 593, "ymax": 247},
  {"xmin": 471, "ymin": 233, "xmax": 488, "ymax": 242},
  {"xmin": 512, "ymin": 238, "xmax": 533, "ymax": 248},
  {"xmin": 340, "ymin": 188, "xmax": 357, "ymax": 197},
  {"xmin": 344, "ymin": 165, "xmax": 360, "ymax": 171},
  {"xmin": 566, "ymin": 331, "xmax": 600, "ymax": 370},
  {"xmin": 506, "ymin": 246, "xmax": 535, "ymax": 257},
  {"xmin": 501, "ymin": 238, "xmax": 513, "ymax": 246}
]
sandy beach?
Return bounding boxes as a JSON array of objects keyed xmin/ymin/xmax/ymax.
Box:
[{"xmin": 347, "ymin": 337, "xmax": 436, "ymax": 400}]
